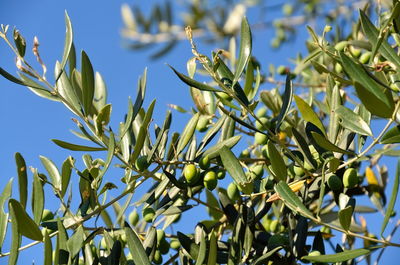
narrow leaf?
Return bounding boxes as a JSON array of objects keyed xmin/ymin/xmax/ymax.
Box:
[
  {"xmin": 9, "ymin": 199, "xmax": 43, "ymax": 241},
  {"xmin": 15, "ymin": 153, "xmax": 27, "ymax": 209},
  {"xmin": 267, "ymin": 141, "xmax": 287, "ymax": 181},
  {"xmin": 233, "ymin": 17, "xmax": 252, "ymax": 86},
  {"xmin": 311, "ymin": 132, "xmax": 354, "ymax": 155},
  {"xmin": 176, "ymin": 113, "xmax": 200, "ymax": 154},
  {"xmin": 43, "ymin": 229, "xmax": 52, "ymax": 265},
  {"xmin": 124, "ymin": 226, "xmax": 151, "ymax": 265},
  {"xmin": 381, "ymin": 160, "xmax": 400, "ymax": 236},
  {"xmin": 169, "ymin": 65, "xmax": 220, "ymax": 92},
  {"xmin": 274, "ymin": 74, "xmax": 293, "ymax": 130},
  {"xmin": 52, "ymin": 139, "xmax": 106, "ymax": 151},
  {"xmin": 294, "ymin": 95, "xmax": 325, "ymax": 134},
  {"xmin": 61, "ymin": 11, "xmax": 73, "ymax": 72},
  {"xmin": 0, "ymin": 179, "xmax": 12, "ymax": 252},
  {"xmin": 202, "ymin": 135, "xmax": 242, "ymax": 159},
  {"xmin": 40, "ymin": 156, "xmax": 61, "ymax": 191},
  {"xmin": 32, "ymin": 170, "xmax": 44, "ymax": 224},
  {"xmin": 81, "ymin": 50, "xmax": 95, "ymax": 115},
  {"xmin": 381, "ymin": 125, "xmax": 400, "ymax": 144},
  {"xmin": 302, "ymin": 248, "xmax": 371, "ymax": 262},
  {"xmin": 335, "ymin": 106, "xmax": 372, "ymax": 136},
  {"xmin": 219, "ymin": 145, "xmax": 247, "ymax": 184}
]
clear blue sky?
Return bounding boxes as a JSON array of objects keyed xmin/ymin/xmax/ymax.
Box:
[{"xmin": 0, "ymin": 0, "xmax": 398, "ymax": 264}]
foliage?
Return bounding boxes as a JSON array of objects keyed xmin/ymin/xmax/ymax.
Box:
[{"xmin": 1, "ymin": 1, "xmax": 400, "ymax": 265}]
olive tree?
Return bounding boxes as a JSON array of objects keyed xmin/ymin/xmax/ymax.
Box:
[{"xmin": 0, "ymin": 1, "xmax": 400, "ymax": 264}]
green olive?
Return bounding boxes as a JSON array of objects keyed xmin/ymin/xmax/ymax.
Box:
[
  {"xmin": 216, "ymin": 169, "xmax": 226, "ymax": 180},
  {"xmin": 196, "ymin": 116, "xmax": 209, "ymax": 132},
  {"xmin": 41, "ymin": 209, "xmax": 54, "ymax": 222},
  {"xmin": 135, "ymin": 155, "xmax": 149, "ymax": 171},
  {"xmin": 308, "ymin": 250, "xmax": 321, "ymax": 256},
  {"xmin": 282, "ymin": 4, "xmax": 293, "ymax": 16},
  {"xmin": 269, "ymin": 219, "xmax": 279, "ymax": 233},
  {"xmin": 239, "ymin": 149, "xmax": 250, "ymax": 159},
  {"xmin": 335, "ymin": 63, "xmax": 343, "ymax": 73},
  {"xmin": 198, "ymin": 155, "xmax": 210, "ymax": 170},
  {"xmin": 142, "ymin": 207, "xmax": 156, "ymax": 223},
  {"xmin": 359, "ymin": 51, "xmax": 371, "ymax": 64},
  {"xmin": 170, "ymin": 239, "xmax": 181, "ymax": 249},
  {"xmin": 334, "ymin": 41, "xmax": 348, "ymax": 51},
  {"xmin": 216, "ymin": 91, "xmax": 232, "ymax": 101},
  {"xmin": 128, "ymin": 209, "xmax": 139, "ymax": 226},
  {"xmin": 255, "ymin": 117, "xmax": 270, "ymax": 131},
  {"xmin": 227, "ymin": 182, "xmax": 240, "ymax": 201},
  {"xmin": 277, "ymin": 65, "xmax": 287, "ymax": 75},
  {"xmin": 343, "ymin": 168, "xmax": 358, "ymax": 188},
  {"xmin": 327, "ymin": 174, "xmax": 342, "ymax": 191},
  {"xmin": 254, "ymin": 132, "xmax": 268, "ymax": 145},
  {"xmin": 250, "ymin": 164, "xmax": 264, "ymax": 179},
  {"xmin": 153, "ymin": 250, "xmax": 163, "ymax": 264},
  {"xmin": 256, "ymin": 107, "xmax": 267, "ymax": 118},
  {"xmin": 184, "ymin": 164, "xmax": 200, "ymax": 185},
  {"xmin": 156, "ymin": 229, "xmax": 165, "ymax": 242},
  {"xmin": 203, "ymin": 170, "xmax": 218, "ymax": 190},
  {"xmin": 293, "ymin": 165, "xmax": 305, "ymax": 176}
]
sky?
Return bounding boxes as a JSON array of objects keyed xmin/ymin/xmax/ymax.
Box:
[{"xmin": 0, "ymin": 0, "xmax": 398, "ymax": 264}]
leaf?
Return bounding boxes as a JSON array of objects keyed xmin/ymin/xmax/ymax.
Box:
[
  {"xmin": 15, "ymin": 153, "xmax": 27, "ymax": 209},
  {"xmin": 60, "ymin": 11, "xmax": 73, "ymax": 73},
  {"xmin": 335, "ymin": 106, "xmax": 373, "ymax": 136},
  {"xmin": 40, "ymin": 155, "xmax": 61, "ymax": 191},
  {"xmin": 339, "ymin": 205, "xmax": 354, "ymax": 231},
  {"xmin": 95, "ymin": 104, "xmax": 112, "ymax": 135},
  {"xmin": 202, "ymin": 135, "xmax": 242, "ymax": 160},
  {"xmin": 381, "ymin": 125, "xmax": 400, "ymax": 144},
  {"xmin": 43, "ymin": 229, "xmax": 52, "ymax": 265},
  {"xmin": 206, "ymin": 190, "xmax": 223, "ymax": 220},
  {"xmin": 67, "ymin": 225, "xmax": 85, "ymax": 258},
  {"xmin": 194, "ymin": 229, "xmax": 207, "ymax": 265},
  {"xmin": 267, "ymin": 141, "xmax": 287, "ymax": 181},
  {"xmin": 60, "ymin": 156, "xmax": 74, "ymax": 198},
  {"xmin": 32, "ymin": 170, "xmax": 44, "ymax": 225},
  {"xmin": 302, "ymin": 248, "xmax": 371, "ymax": 262},
  {"xmin": 81, "ymin": 50, "xmax": 95, "ymax": 115},
  {"xmin": 360, "ymin": 10, "xmax": 400, "ymax": 70},
  {"xmin": 0, "ymin": 179, "xmax": 12, "ymax": 252},
  {"xmin": 124, "ymin": 225, "xmax": 151, "ymax": 265},
  {"xmin": 178, "ymin": 232, "xmax": 199, "ymax": 259},
  {"xmin": 55, "ymin": 61, "xmax": 81, "ymax": 115},
  {"xmin": 294, "ymin": 95, "xmax": 325, "ymax": 134},
  {"xmin": 274, "ymin": 181, "xmax": 314, "ymax": 219},
  {"xmin": 19, "ymin": 73, "xmax": 59, "ymax": 101},
  {"xmin": 381, "ymin": 159, "xmax": 400, "ymax": 236},
  {"xmin": 98, "ymin": 132, "xmax": 115, "ymax": 181},
  {"xmin": 328, "ymin": 84, "xmax": 341, "ymax": 143},
  {"xmin": 354, "ymin": 82, "xmax": 393, "ymax": 118},
  {"xmin": 311, "ymin": 132, "xmax": 354, "ymax": 155},
  {"xmin": 207, "ymin": 231, "xmax": 217, "ymax": 265},
  {"xmin": 9, "ymin": 199, "xmax": 43, "ymax": 241},
  {"xmin": 274, "ymin": 74, "xmax": 293, "ymax": 131},
  {"xmin": 169, "ymin": 65, "xmax": 220, "ymax": 92},
  {"xmin": 176, "ymin": 113, "xmax": 200, "ymax": 154},
  {"xmin": 219, "ymin": 145, "xmax": 247, "ymax": 184},
  {"xmin": 8, "ymin": 199, "xmax": 21, "ymax": 265},
  {"xmin": 340, "ymin": 52, "xmax": 390, "ymax": 107},
  {"xmin": 233, "ymin": 17, "xmax": 252, "ymax": 86},
  {"xmin": 244, "ymin": 60, "xmax": 256, "ymax": 101},
  {"xmin": 197, "ymin": 115, "xmax": 227, "ymax": 155},
  {"xmin": 52, "ymin": 139, "xmax": 106, "ymax": 151},
  {"xmin": 251, "ymin": 247, "xmax": 282, "ymax": 265}
]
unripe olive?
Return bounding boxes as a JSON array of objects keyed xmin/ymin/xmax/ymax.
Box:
[
  {"xmin": 271, "ymin": 38, "xmax": 280, "ymax": 48},
  {"xmin": 359, "ymin": 51, "xmax": 371, "ymax": 64},
  {"xmin": 293, "ymin": 165, "xmax": 305, "ymax": 176},
  {"xmin": 327, "ymin": 174, "xmax": 342, "ymax": 191},
  {"xmin": 142, "ymin": 207, "xmax": 155, "ymax": 223},
  {"xmin": 100, "ymin": 237, "xmax": 107, "ymax": 249},
  {"xmin": 334, "ymin": 41, "xmax": 348, "ymax": 51},
  {"xmin": 216, "ymin": 91, "xmax": 232, "ymax": 101},
  {"xmin": 277, "ymin": 65, "xmax": 287, "ymax": 75},
  {"xmin": 254, "ymin": 132, "xmax": 268, "ymax": 145},
  {"xmin": 156, "ymin": 229, "xmax": 165, "ymax": 242},
  {"xmin": 42, "ymin": 209, "xmax": 54, "ymax": 222},
  {"xmin": 170, "ymin": 239, "xmax": 181, "ymax": 249},
  {"xmin": 350, "ymin": 46, "xmax": 361, "ymax": 58},
  {"xmin": 237, "ymin": 182, "xmax": 254, "ymax": 195},
  {"xmin": 128, "ymin": 209, "xmax": 139, "ymax": 226},
  {"xmin": 256, "ymin": 107, "xmax": 267, "ymax": 118},
  {"xmin": 335, "ymin": 63, "xmax": 343, "ymax": 73},
  {"xmin": 343, "ymin": 168, "xmax": 358, "ymax": 188},
  {"xmin": 239, "ymin": 149, "xmax": 250, "ymax": 159},
  {"xmin": 196, "ymin": 116, "xmax": 209, "ymax": 132},
  {"xmin": 135, "ymin": 155, "xmax": 149, "ymax": 171},
  {"xmin": 269, "ymin": 219, "xmax": 279, "ymax": 233},
  {"xmin": 227, "ymin": 182, "xmax": 240, "ymax": 201},
  {"xmin": 216, "ymin": 169, "xmax": 226, "ymax": 180},
  {"xmin": 308, "ymin": 250, "xmax": 321, "ymax": 256},
  {"xmin": 282, "ymin": 4, "xmax": 293, "ymax": 16},
  {"xmin": 250, "ymin": 164, "xmax": 264, "ymax": 179},
  {"xmin": 153, "ymin": 250, "xmax": 163, "ymax": 264},
  {"xmin": 256, "ymin": 117, "xmax": 270, "ymax": 131},
  {"xmin": 263, "ymin": 218, "xmax": 272, "ymax": 232},
  {"xmin": 203, "ymin": 170, "xmax": 218, "ymax": 191},
  {"xmin": 261, "ymin": 145, "xmax": 269, "ymax": 158},
  {"xmin": 198, "ymin": 155, "xmax": 210, "ymax": 170},
  {"xmin": 184, "ymin": 164, "xmax": 200, "ymax": 185}
]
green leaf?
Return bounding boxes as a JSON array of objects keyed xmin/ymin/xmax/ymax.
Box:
[
  {"xmin": 67, "ymin": 225, "xmax": 85, "ymax": 258},
  {"xmin": 339, "ymin": 205, "xmax": 354, "ymax": 231},
  {"xmin": 15, "ymin": 153, "xmax": 27, "ymax": 209},
  {"xmin": 9, "ymin": 199, "xmax": 43, "ymax": 241},
  {"xmin": 339, "ymin": 52, "xmax": 390, "ymax": 107},
  {"xmin": 95, "ymin": 104, "xmax": 112, "ymax": 135},
  {"xmin": 251, "ymin": 246, "xmax": 282, "ymax": 265},
  {"xmin": 8, "ymin": 198, "xmax": 21, "ymax": 265},
  {"xmin": 178, "ymin": 232, "xmax": 199, "ymax": 259},
  {"xmin": 219, "ymin": 145, "xmax": 247, "ymax": 185},
  {"xmin": 40, "ymin": 155, "xmax": 61, "ymax": 191},
  {"xmin": 32, "ymin": 170, "xmax": 44, "ymax": 225},
  {"xmin": 233, "ymin": 17, "xmax": 252, "ymax": 86},
  {"xmin": 60, "ymin": 156, "xmax": 74, "ymax": 198},
  {"xmin": 381, "ymin": 125, "xmax": 400, "ymax": 144},
  {"xmin": 294, "ymin": 95, "xmax": 325, "ymax": 134},
  {"xmin": 244, "ymin": 60, "xmax": 256, "ymax": 101},
  {"xmin": 98, "ymin": 132, "xmax": 115, "ymax": 181},
  {"xmin": 19, "ymin": 73, "xmax": 59, "ymax": 101},
  {"xmin": 328, "ymin": 84, "xmax": 341, "ymax": 143},
  {"xmin": 354, "ymin": 82, "xmax": 393, "ymax": 118},
  {"xmin": 56, "ymin": 61, "xmax": 81, "ymax": 115},
  {"xmin": 267, "ymin": 141, "xmax": 287, "ymax": 181},
  {"xmin": 291, "ymin": 128, "xmax": 317, "ymax": 169},
  {"xmin": 94, "ymin": 72, "xmax": 107, "ymax": 111},
  {"xmin": 195, "ymin": 229, "xmax": 207, "ymax": 265},
  {"xmin": 0, "ymin": 179, "xmax": 12, "ymax": 252},
  {"xmin": 124, "ymin": 226, "xmax": 151, "ymax": 265},
  {"xmin": 206, "ymin": 190, "xmax": 223, "ymax": 220},
  {"xmin": 60, "ymin": 11, "xmax": 73, "ymax": 73},
  {"xmin": 81, "ymin": 50, "xmax": 95, "ymax": 115},
  {"xmin": 335, "ymin": 106, "xmax": 372, "ymax": 136},
  {"xmin": 302, "ymin": 248, "xmax": 371, "ymax": 262},
  {"xmin": 0, "ymin": 67, "xmax": 25, "ymax": 85},
  {"xmin": 169, "ymin": 65, "xmax": 220, "ymax": 92},
  {"xmin": 176, "ymin": 113, "xmax": 200, "ymax": 154},
  {"xmin": 275, "ymin": 181, "xmax": 314, "ymax": 219},
  {"xmin": 360, "ymin": 10, "xmax": 400, "ymax": 70},
  {"xmin": 130, "ymin": 125, "xmax": 146, "ymax": 163},
  {"xmin": 52, "ymin": 139, "xmax": 106, "ymax": 151},
  {"xmin": 197, "ymin": 114, "xmax": 227, "ymax": 155},
  {"xmin": 43, "ymin": 229, "xmax": 52, "ymax": 265},
  {"xmin": 311, "ymin": 132, "xmax": 354, "ymax": 155},
  {"xmin": 207, "ymin": 231, "xmax": 217, "ymax": 265},
  {"xmin": 381, "ymin": 159, "xmax": 400, "ymax": 236},
  {"xmin": 274, "ymin": 74, "xmax": 293, "ymax": 131},
  {"xmin": 218, "ymin": 107, "xmax": 264, "ymax": 134}
]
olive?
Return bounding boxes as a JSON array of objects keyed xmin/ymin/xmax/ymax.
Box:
[
  {"xmin": 135, "ymin": 155, "xmax": 149, "ymax": 171},
  {"xmin": 142, "ymin": 207, "xmax": 155, "ymax": 223},
  {"xmin": 203, "ymin": 170, "xmax": 218, "ymax": 191},
  {"xmin": 128, "ymin": 209, "xmax": 139, "ymax": 226},
  {"xmin": 184, "ymin": 164, "xmax": 200, "ymax": 185},
  {"xmin": 343, "ymin": 168, "xmax": 358, "ymax": 188}
]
